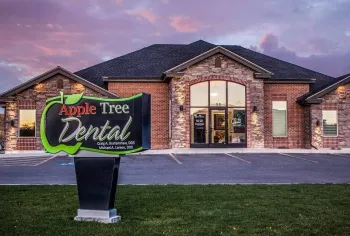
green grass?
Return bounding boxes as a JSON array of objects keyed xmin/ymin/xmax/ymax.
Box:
[{"xmin": 0, "ymin": 185, "xmax": 350, "ymax": 236}]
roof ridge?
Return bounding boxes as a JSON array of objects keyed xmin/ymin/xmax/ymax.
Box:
[
  {"xmin": 189, "ymin": 39, "xmax": 215, "ymax": 46},
  {"xmin": 230, "ymin": 45, "xmax": 335, "ymax": 79}
]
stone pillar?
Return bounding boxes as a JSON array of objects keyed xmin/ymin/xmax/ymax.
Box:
[
  {"xmin": 170, "ymin": 77, "xmax": 190, "ymax": 148},
  {"xmin": 248, "ymin": 80, "xmax": 264, "ymax": 148},
  {"xmin": 311, "ymin": 104, "xmax": 323, "ymax": 148},
  {"xmin": 5, "ymin": 101, "xmax": 17, "ymax": 151}
]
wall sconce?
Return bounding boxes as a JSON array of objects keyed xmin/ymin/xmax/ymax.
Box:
[
  {"xmin": 179, "ymin": 105, "xmax": 184, "ymax": 112},
  {"xmin": 252, "ymin": 106, "xmax": 257, "ymax": 113},
  {"xmin": 10, "ymin": 120, "xmax": 15, "ymax": 127},
  {"xmin": 316, "ymin": 120, "xmax": 321, "ymax": 127}
]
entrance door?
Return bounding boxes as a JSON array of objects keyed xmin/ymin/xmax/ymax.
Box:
[{"xmin": 209, "ymin": 108, "xmax": 227, "ymax": 147}]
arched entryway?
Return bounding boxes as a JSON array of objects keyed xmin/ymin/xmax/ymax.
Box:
[{"xmin": 190, "ymin": 80, "xmax": 247, "ymax": 147}]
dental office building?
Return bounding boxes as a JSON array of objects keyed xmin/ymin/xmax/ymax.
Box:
[{"xmin": 1, "ymin": 40, "xmax": 349, "ymax": 151}]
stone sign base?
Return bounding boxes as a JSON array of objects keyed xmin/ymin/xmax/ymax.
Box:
[{"xmin": 74, "ymin": 209, "xmax": 121, "ymax": 224}]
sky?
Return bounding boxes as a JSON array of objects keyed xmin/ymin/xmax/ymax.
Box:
[{"xmin": 0, "ymin": 0, "xmax": 350, "ymax": 94}]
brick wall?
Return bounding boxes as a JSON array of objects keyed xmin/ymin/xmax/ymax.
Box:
[
  {"xmin": 5, "ymin": 74, "xmax": 105, "ymax": 151},
  {"xmin": 108, "ymin": 82, "xmax": 169, "ymax": 149},
  {"xmin": 170, "ymin": 53, "xmax": 265, "ymax": 148},
  {"xmin": 264, "ymin": 84, "xmax": 309, "ymax": 148},
  {"xmin": 311, "ymin": 83, "xmax": 350, "ymax": 148}
]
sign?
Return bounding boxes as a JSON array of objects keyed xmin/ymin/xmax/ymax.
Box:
[
  {"xmin": 193, "ymin": 114, "xmax": 206, "ymax": 143},
  {"xmin": 40, "ymin": 92, "xmax": 151, "ymax": 155},
  {"xmin": 231, "ymin": 110, "xmax": 245, "ymax": 133}
]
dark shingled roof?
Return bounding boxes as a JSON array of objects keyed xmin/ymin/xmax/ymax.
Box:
[
  {"xmin": 298, "ymin": 73, "xmax": 350, "ymax": 102},
  {"xmin": 74, "ymin": 40, "xmax": 335, "ymax": 92}
]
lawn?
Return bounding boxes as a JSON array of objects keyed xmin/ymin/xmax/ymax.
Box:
[{"xmin": 0, "ymin": 185, "xmax": 350, "ymax": 236}]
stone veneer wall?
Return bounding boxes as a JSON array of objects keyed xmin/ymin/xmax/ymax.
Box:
[
  {"xmin": 311, "ymin": 83, "xmax": 350, "ymax": 148},
  {"xmin": 170, "ymin": 53, "xmax": 265, "ymax": 148},
  {"xmin": 5, "ymin": 74, "xmax": 105, "ymax": 151},
  {"xmin": 108, "ymin": 82, "xmax": 169, "ymax": 149},
  {"xmin": 264, "ymin": 84, "xmax": 309, "ymax": 148}
]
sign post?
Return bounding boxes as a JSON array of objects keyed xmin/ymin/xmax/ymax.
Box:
[{"xmin": 41, "ymin": 92, "xmax": 150, "ymax": 223}]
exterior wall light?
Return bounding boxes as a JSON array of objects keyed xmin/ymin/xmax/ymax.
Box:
[
  {"xmin": 179, "ymin": 105, "xmax": 184, "ymax": 112},
  {"xmin": 252, "ymin": 106, "xmax": 257, "ymax": 113},
  {"xmin": 316, "ymin": 120, "xmax": 321, "ymax": 126},
  {"xmin": 10, "ymin": 120, "xmax": 15, "ymax": 127}
]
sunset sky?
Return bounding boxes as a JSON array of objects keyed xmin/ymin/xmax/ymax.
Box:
[{"xmin": 0, "ymin": 0, "xmax": 349, "ymax": 94}]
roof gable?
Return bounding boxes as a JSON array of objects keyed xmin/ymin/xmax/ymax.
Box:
[
  {"xmin": 0, "ymin": 66, "xmax": 117, "ymax": 98},
  {"xmin": 164, "ymin": 46, "xmax": 273, "ymax": 78},
  {"xmin": 300, "ymin": 73, "xmax": 350, "ymax": 104}
]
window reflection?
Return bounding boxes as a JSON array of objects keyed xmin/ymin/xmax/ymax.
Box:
[
  {"xmin": 228, "ymin": 83, "xmax": 245, "ymax": 107},
  {"xmin": 19, "ymin": 110, "xmax": 36, "ymax": 137},
  {"xmin": 210, "ymin": 81, "xmax": 226, "ymax": 106},
  {"xmin": 190, "ymin": 82, "xmax": 208, "ymax": 106}
]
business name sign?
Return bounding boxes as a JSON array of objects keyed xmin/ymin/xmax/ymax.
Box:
[{"xmin": 40, "ymin": 92, "xmax": 150, "ymax": 155}]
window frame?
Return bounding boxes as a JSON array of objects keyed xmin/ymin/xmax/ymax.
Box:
[
  {"xmin": 189, "ymin": 81, "xmax": 247, "ymax": 146},
  {"xmin": 18, "ymin": 109, "xmax": 36, "ymax": 138},
  {"xmin": 272, "ymin": 101, "xmax": 288, "ymax": 138},
  {"xmin": 322, "ymin": 110, "xmax": 338, "ymax": 137}
]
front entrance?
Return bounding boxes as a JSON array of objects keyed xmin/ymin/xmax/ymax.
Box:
[
  {"xmin": 190, "ymin": 80, "xmax": 247, "ymax": 148},
  {"xmin": 210, "ymin": 108, "xmax": 226, "ymax": 147}
]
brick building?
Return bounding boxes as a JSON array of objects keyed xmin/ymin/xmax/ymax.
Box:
[{"xmin": 0, "ymin": 40, "xmax": 349, "ymax": 151}]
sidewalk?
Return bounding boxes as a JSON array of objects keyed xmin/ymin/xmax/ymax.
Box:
[
  {"xmin": 2, "ymin": 148, "xmax": 350, "ymax": 157},
  {"xmin": 136, "ymin": 148, "xmax": 350, "ymax": 155}
]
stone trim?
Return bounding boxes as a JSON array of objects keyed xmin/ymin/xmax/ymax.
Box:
[{"xmin": 189, "ymin": 76, "xmax": 248, "ymax": 86}]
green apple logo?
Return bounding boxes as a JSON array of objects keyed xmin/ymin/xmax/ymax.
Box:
[{"xmin": 40, "ymin": 92, "xmax": 83, "ymax": 154}]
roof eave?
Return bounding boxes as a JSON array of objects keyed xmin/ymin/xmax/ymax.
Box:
[
  {"xmin": 0, "ymin": 66, "xmax": 118, "ymax": 98},
  {"xmin": 304, "ymin": 75, "xmax": 350, "ymax": 101},
  {"xmin": 264, "ymin": 78, "xmax": 315, "ymax": 84}
]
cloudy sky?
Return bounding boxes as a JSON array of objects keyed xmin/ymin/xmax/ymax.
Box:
[{"xmin": 0, "ymin": 0, "xmax": 349, "ymax": 93}]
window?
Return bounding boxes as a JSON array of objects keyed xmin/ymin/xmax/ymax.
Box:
[
  {"xmin": 210, "ymin": 81, "xmax": 226, "ymax": 106},
  {"xmin": 190, "ymin": 82, "xmax": 208, "ymax": 106},
  {"xmin": 19, "ymin": 110, "xmax": 36, "ymax": 137},
  {"xmin": 228, "ymin": 83, "xmax": 245, "ymax": 107},
  {"xmin": 190, "ymin": 81, "xmax": 247, "ymax": 145},
  {"xmin": 322, "ymin": 110, "xmax": 338, "ymax": 136},
  {"xmin": 272, "ymin": 101, "xmax": 287, "ymax": 137}
]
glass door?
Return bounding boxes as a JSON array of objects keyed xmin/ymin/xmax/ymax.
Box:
[{"xmin": 209, "ymin": 108, "xmax": 227, "ymax": 146}]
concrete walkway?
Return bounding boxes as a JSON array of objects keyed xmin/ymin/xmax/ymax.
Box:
[
  {"xmin": 1, "ymin": 148, "xmax": 350, "ymax": 158},
  {"xmin": 136, "ymin": 148, "xmax": 350, "ymax": 155}
]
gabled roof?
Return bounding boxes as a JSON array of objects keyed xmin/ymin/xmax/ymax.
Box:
[
  {"xmin": 0, "ymin": 66, "xmax": 118, "ymax": 98},
  {"xmin": 164, "ymin": 46, "xmax": 273, "ymax": 78},
  {"xmin": 75, "ymin": 40, "xmax": 334, "ymax": 88},
  {"xmin": 298, "ymin": 73, "xmax": 350, "ymax": 104}
]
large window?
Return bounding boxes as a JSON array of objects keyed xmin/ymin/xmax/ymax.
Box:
[
  {"xmin": 272, "ymin": 101, "xmax": 287, "ymax": 137},
  {"xmin": 19, "ymin": 110, "xmax": 36, "ymax": 137},
  {"xmin": 190, "ymin": 81, "xmax": 246, "ymax": 145},
  {"xmin": 322, "ymin": 110, "xmax": 338, "ymax": 137}
]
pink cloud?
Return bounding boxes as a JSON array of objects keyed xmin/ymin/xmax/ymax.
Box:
[
  {"xmin": 128, "ymin": 9, "xmax": 158, "ymax": 24},
  {"xmin": 115, "ymin": 0, "xmax": 123, "ymax": 7},
  {"xmin": 34, "ymin": 44, "xmax": 78, "ymax": 56},
  {"xmin": 169, "ymin": 16, "xmax": 197, "ymax": 32},
  {"xmin": 260, "ymin": 33, "xmax": 279, "ymax": 51}
]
